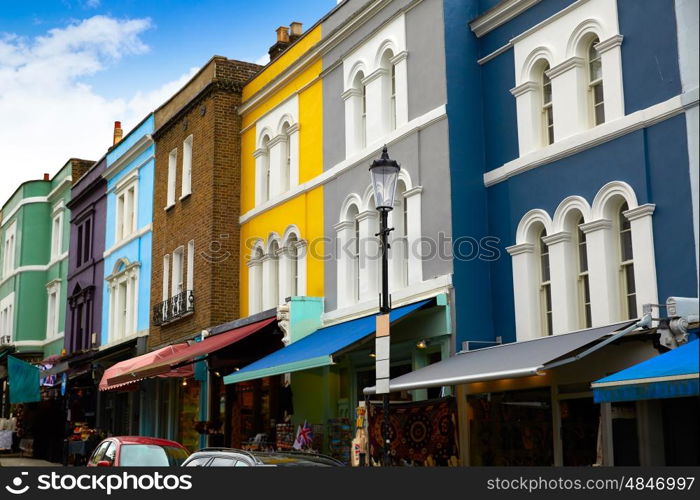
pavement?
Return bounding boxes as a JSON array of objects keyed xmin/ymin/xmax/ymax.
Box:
[{"xmin": 0, "ymin": 455, "xmax": 62, "ymax": 467}]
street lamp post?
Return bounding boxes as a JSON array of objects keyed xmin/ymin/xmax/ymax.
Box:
[{"xmin": 369, "ymin": 145, "xmax": 400, "ymax": 467}]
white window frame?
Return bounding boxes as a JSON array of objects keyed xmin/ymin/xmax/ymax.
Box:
[
  {"xmin": 51, "ymin": 208, "xmax": 63, "ymax": 259},
  {"xmin": 106, "ymin": 259, "xmax": 139, "ymax": 343},
  {"xmin": 46, "ymin": 280, "xmax": 61, "ymax": 339},
  {"xmin": 248, "ymin": 245, "xmax": 264, "ymax": 315},
  {"xmin": 2, "ymin": 221, "xmax": 17, "ymax": 278},
  {"xmin": 172, "ymin": 246, "xmax": 185, "ymax": 298},
  {"xmin": 538, "ymin": 230, "xmax": 553, "ymax": 336},
  {"xmin": 182, "ymin": 135, "xmax": 193, "ymax": 198},
  {"xmin": 162, "ymin": 254, "xmax": 170, "ymax": 301},
  {"xmin": 166, "ymin": 148, "xmax": 177, "ymax": 208},
  {"xmin": 115, "ymin": 174, "xmax": 138, "ymax": 243},
  {"xmin": 617, "ymin": 202, "xmax": 636, "ymax": 320},
  {"xmin": 186, "ymin": 240, "xmax": 194, "ymax": 292},
  {"xmin": 0, "ymin": 292, "xmax": 15, "ymax": 341},
  {"xmin": 541, "ymin": 65, "xmax": 554, "ymax": 146},
  {"xmin": 587, "ymin": 37, "xmax": 605, "ymax": 126}
]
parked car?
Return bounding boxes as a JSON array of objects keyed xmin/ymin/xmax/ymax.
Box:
[
  {"xmin": 86, "ymin": 436, "xmax": 189, "ymax": 467},
  {"xmin": 181, "ymin": 448, "xmax": 344, "ymax": 467}
]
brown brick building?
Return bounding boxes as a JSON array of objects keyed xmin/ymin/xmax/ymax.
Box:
[{"xmin": 149, "ymin": 56, "xmax": 261, "ymax": 350}]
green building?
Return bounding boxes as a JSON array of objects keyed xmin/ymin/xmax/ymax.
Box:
[{"xmin": 0, "ymin": 160, "xmax": 93, "ymax": 361}]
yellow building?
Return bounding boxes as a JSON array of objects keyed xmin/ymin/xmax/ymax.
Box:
[{"xmin": 239, "ymin": 23, "xmax": 324, "ymax": 317}]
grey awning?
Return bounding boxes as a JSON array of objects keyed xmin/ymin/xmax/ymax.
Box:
[{"xmin": 364, "ymin": 320, "xmax": 639, "ymax": 394}]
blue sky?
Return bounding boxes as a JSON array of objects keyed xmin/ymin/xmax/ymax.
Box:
[{"xmin": 0, "ymin": 0, "xmax": 336, "ymax": 206}]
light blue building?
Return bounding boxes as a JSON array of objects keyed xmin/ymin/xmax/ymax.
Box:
[{"xmin": 101, "ymin": 115, "xmax": 155, "ymax": 353}]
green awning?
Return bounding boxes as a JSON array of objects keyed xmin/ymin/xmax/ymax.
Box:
[{"xmin": 8, "ymin": 356, "xmax": 41, "ymax": 404}]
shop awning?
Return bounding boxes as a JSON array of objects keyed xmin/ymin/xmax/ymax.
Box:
[
  {"xmin": 364, "ymin": 320, "xmax": 639, "ymax": 394},
  {"xmin": 592, "ymin": 339, "xmax": 699, "ymax": 403},
  {"xmin": 103, "ymin": 317, "xmax": 276, "ymax": 389},
  {"xmin": 99, "ymin": 344, "xmax": 194, "ymax": 391},
  {"xmin": 223, "ymin": 299, "xmax": 431, "ymax": 385}
]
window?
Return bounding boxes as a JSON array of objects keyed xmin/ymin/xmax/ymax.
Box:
[
  {"xmin": 116, "ymin": 184, "xmax": 136, "ymax": 241},
  {"xmin": 162, "ymin": 255, "xmax": 170, "ymax": 301},
  {"xmin": 0, "ymin": 293, "xmax": 14, "ymax": 340},
  {"xmin": 266, "ymin": 240, "xmax": 280, "ymax": 308},
  {"xmin": 182, "ymin": 135, "xmax": 193, "ymax": 197},
  {"xmin": 76, "ymin": 219, "xmax": 92, "ymax": 268},
  {"xmin": 172, "ymin": 247, "xmax": 184, "ymax": 297},
  {"xmin": 538, "ymin": 229, "xmax": 553, "ymax": 336},
  {"xmin": 354, "ymin": 215, "xmax": 361, "ymax": 302},
  {"xmin": 390, "ymin": 181, "xmax": 408, "ymax": 290},
  {"xmin": 167, "ymin": 148, "xmax": 177, "ymax": 207},
  {"xmin": 588, "ymin": 38, "xmax": 604, "ymax": 126},
  {"xmin": 186, "ymin": 240, "xmax": 194, "ymax": 292},
  {"xmin": 390, "ymin": 64, "xmax": 397, "ymax": 131},
  {"xmin": 361, "ymin": 81, "xmax": 367, "ymax": 149},
  {"xmin": 281, "ymin": 124, "xmax": 291, "ymax": 193},
  {"xmin": 576, "ymin": 216, "xmax": 592, "ymax": 328},
  {"xmin": 248, "ymin": 246, "xmax": 264, "ymax": 315},
  {"xmin": 542, "ymin": 65, "xmax": 554, "ymax": 146},
  {"xmin": 2, "ymin": 221, "xmax": 16, "ymax": 277},
  {"xmin": 107, "ymin": 259, "xmax": 138, "ymax": 343},
  {"xmin": 69, "ymin": 285, "xmax": 92, "ymax": 353},
  {"xmin": 260, "ymin": 136, "xmax": 271, "ymax": 203},
  {"xmin": 46, "ymin": 283, "xmax": 59, "ymax": 338},
  {"xmin": 287, "ymin": 234, "xmax": 298, "ymax": 297},
  {"xmin": 618, "ymin": 202, "xmax": 636, "ymax": 319},
  {"xmin": 51, "ymin": 213, "xmax": 63, "ymax": 258}
]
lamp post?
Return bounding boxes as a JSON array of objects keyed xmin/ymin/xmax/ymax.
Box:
[{"xmin": 369, "ymin": 145, "xmax": 400, "ymax": 466}]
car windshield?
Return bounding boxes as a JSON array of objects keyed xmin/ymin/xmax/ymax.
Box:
[
  {"xmin": 119, "ymin": 444, "xmax": 189, "ymax": 466},
  {"xmin": 255, "ymin": 454, "xmax": 336, "ymax": 467}
]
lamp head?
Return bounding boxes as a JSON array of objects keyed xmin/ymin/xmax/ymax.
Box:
[{"xmin": 369, "ymin": 145, "xmax": 401, "ymax": 211}]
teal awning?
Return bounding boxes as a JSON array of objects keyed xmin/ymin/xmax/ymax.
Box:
[
  {"xmin": 592, "ymin": 339, "xmax": 699, "ymax": 403},
  {"xmin": 224, "ymin": 300, "xmax": 430, "ymax": 385},
  {"xmin": 8, "ymin": 356, "xmax": 41, "ymax": 404}
]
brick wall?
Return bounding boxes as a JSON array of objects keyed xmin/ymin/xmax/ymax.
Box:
[{"xmin": 149, "ymin": 57, "xmax": 261, "ymax": 349}]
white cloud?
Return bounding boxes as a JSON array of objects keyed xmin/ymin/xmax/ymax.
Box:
[
  {"xmin": 254, "ymin": 53, "xmax": 269, "ymax": 66},
  {"xmin": 85, "ymin": 0, "xmax": 101, "ymax": 7},
  {"xmin": 0, "ymin": 15, "xmax": 195, "ymax": 207}
]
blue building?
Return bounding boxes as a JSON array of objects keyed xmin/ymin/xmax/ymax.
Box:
[
  {"xmin": 99, "ymin": 116, "xmax": 155, "ymax": 434},
  {"xmin": 378, "ymin": 0, "xmax": 698, "ymax": 466}
]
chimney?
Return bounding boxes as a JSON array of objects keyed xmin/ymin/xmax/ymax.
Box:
[
  {"xmin": 43, "ymin": 173, "xmax": 50, "ymax": 181},
  {"xmin": 113, "ymin": 121, "xmax": 123, "ymax": 145},
  {"xmin": 268, "ymin": 26, "xmax": 291, "ymax": 62},
  {"xmin": 289, "ymin": 22, "xmax": 303, "ymax": 43}
]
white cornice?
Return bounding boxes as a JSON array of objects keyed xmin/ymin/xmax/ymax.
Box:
[
  {"xmin": 470, "ymin": 0, "xmax": 542, "ymax": 38},
  {"xmin": 510, "ymin": 81, "xmax": 538, "ymax": 97},
  {"xmin": 478, "ymin": 42, "xmax": 513, "ymax": 65},
  {"xmin": 546, "ymin": 57, "xmax": 584, "ymax": 79},
  {"xmin": 12, "ymin": 333, "xmax": 64, "ymax": 348},
  {"xmin": 240, "ymin": 105, "xmax": 446, "ymax": 224},
  {"xmin": 511, "ymin": 0, "xmax": 592, "ymax": 45},
  {"xmin": 1, "ymin": 197, "xmax": 49, "ymax": 226},
  {"xmin": 47, "ymin": 177, "xmax": 72, "ymax": 201},
  {"xmin": 542, "ymin": 231, "xmax": 571, "ymax": 246},
  {"xmin": 0, "ymin": 262, "xmax": 60, "ymax": 287},
  {"xmin": 103, "ymin": 224, "xmax": 152, "ymax": 259},
  {"xmin": 485, "ymin": 92, "xmax": 698, "ymax": 187},
  {"xmin": 623, "ymin": 203, "xmax": 656, "ymax": 221},
  {"xmin": 595, "ymin": 34, "xmax": 624, "ymax": 54},
  {"xmin": 103, "ymin": 134, "xmax": 154, "ymax": 181},
  {"xmin": 579, "ymin": 219, "xmax": 612, "ymax": 233},
  {"xmin": 506, "ymin": 243, "xmax": 534, "ymax": 256}
]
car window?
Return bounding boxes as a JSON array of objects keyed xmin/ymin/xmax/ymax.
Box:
[
  {"xmin": 103, "ymin": 442, "xmax": 117, "ymax": 465},
  {"xmin": 119, "ymin": 444, "xmax": 189, "ymax": 466},
  {"xmin": 209, "ymin": 457, "xmax": 238, "ymax": 467},
  {"xmin": 89, "ymin": 442, "xmax": 109, "ymax": 465},
  {"xmin": 234, "ymin": 460, "xmax": 250, "ymax": 467},
  {"xmin": 184, "ymin": 457, "xmax": 210, "ymax": 467}
]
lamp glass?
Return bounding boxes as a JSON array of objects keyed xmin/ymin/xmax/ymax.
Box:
[{"xmin": 369, "ymin": 146, "xmax": 400, "ymax": 210}]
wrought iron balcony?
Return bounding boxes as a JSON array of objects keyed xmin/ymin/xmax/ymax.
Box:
[{"xmin": 153, "ymin": 290, "xmax": 195, "ymax": 326}]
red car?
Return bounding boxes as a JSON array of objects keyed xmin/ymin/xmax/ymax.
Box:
[{"xmin": 86, "ymin": 436, "xmax": 189, "ymax": 467}]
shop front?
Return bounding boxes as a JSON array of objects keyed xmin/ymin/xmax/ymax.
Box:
[
  {"xmin": 223, "ymin": 296, "xmax": 453, "ymax": 464},
  {"xmin": 365, "ymin": 317, "xmax": 676, "ymax": 466},
  {"xmin": 100, "ymin": 316, "xmax": 281, "ymax": 452}
]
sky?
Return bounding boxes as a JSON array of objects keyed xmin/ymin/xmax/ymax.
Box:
[{"xmin": 0, "ymin": 0, "xmax": 336, "ymax": 208}]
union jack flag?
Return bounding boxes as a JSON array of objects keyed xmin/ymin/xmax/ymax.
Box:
[{"xmin": 293, "ymin": 420, "xmax": 313, "ymax": 449}]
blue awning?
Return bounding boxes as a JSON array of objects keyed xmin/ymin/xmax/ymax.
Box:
[
  {"xmin": 223, "ymin": 299, "xmax": 431, "ymax": 385},
  {"xmin": 592, "ymin": 339, "xmax": 699, "ymax": 403}
]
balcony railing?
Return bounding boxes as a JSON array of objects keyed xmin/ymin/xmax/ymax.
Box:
[{"xmin": 153, "ymin": 290, "xmax": 195, "ymax": 326}]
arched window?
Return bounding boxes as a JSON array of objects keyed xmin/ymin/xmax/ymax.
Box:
[
  {"xmin": 281, "ymin": 122, "xmax": 291, "ymax": 193},
  {"xmin": 587, "ymin": 37, "xmax": 604, "ymax": 126},
  {"xmin": 287, "ymin": 233, "xmax": 299, "ymax": 297},
  {"xmin": 353, "ymin": 209, "xmax": 361, "ymax": 302},
  {"xmin": 541, "ymin": 64, "xmax": 554, "ymax": 145},
  {"xmin": 260, "ymin": 135, "xmax": 271, "ymax": 203},
  {"xmin": 576, "ymin": 215, "xmax": 592, "ymax": 328},
  {"xmin": 360, "ymin": 78, "xmax": 367, "ymax": 149},
  {"xmin": 618, "ymin": 202, "xmax": 636, "ymax": 319},
  {"xmin": 538, "ymin": 228, "xmax": 553, "ymax": 336},
  {"xmin": 248, "ymin": 245, "xmax": 264, "ymax": 314},
  {"xmin": 267, "ymin": 240, "xmax": 280, "ymax": 308},
  {"xmin": 391, "ymin": 64, "xmax": 397, "ymax": 130},
  {"xmin": 379, "ymin": 48, "xmax": 397, "ymax": 133},
  {"xmin": 390, "ymin": 180, "xmax": 408, "ymax": 290}
]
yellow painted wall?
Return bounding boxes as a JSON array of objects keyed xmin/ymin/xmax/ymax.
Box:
[{"xmin": 239, "ymin": 24, "xmax": 324, "ymax": 317}]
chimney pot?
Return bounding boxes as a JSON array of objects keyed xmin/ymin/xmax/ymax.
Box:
[
  {"xmin": 113, "ymin": 120, "xmax": 123, "ymax": 146},
  {"xmin": 43, "ymin": 173, "xmax": 50, "ymax": 181},
  {"xmin": 290, "ymin": 22, "xmax": 302, "ymax": 36},
  {"xmin": 276, "ymin": 26, "xmax": 290, "ymax": 43}
]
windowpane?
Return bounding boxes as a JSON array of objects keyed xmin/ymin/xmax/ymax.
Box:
[{"xmin": 83, "ymin": 220, "xmax": 91, "ymax": 263}]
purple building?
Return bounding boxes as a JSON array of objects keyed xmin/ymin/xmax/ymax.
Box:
[{"xmin": 65, "ymin": 158, "xmax": 107, "ymax": 354}]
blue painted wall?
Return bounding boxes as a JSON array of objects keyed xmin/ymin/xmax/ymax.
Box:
[
  {"xmin": 101, "ymin": 114, "xmax": 155, "ymax": 344},
  {"xmin": 444, "ymin": 0, "xmax": 495, "ymax": 348}
]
